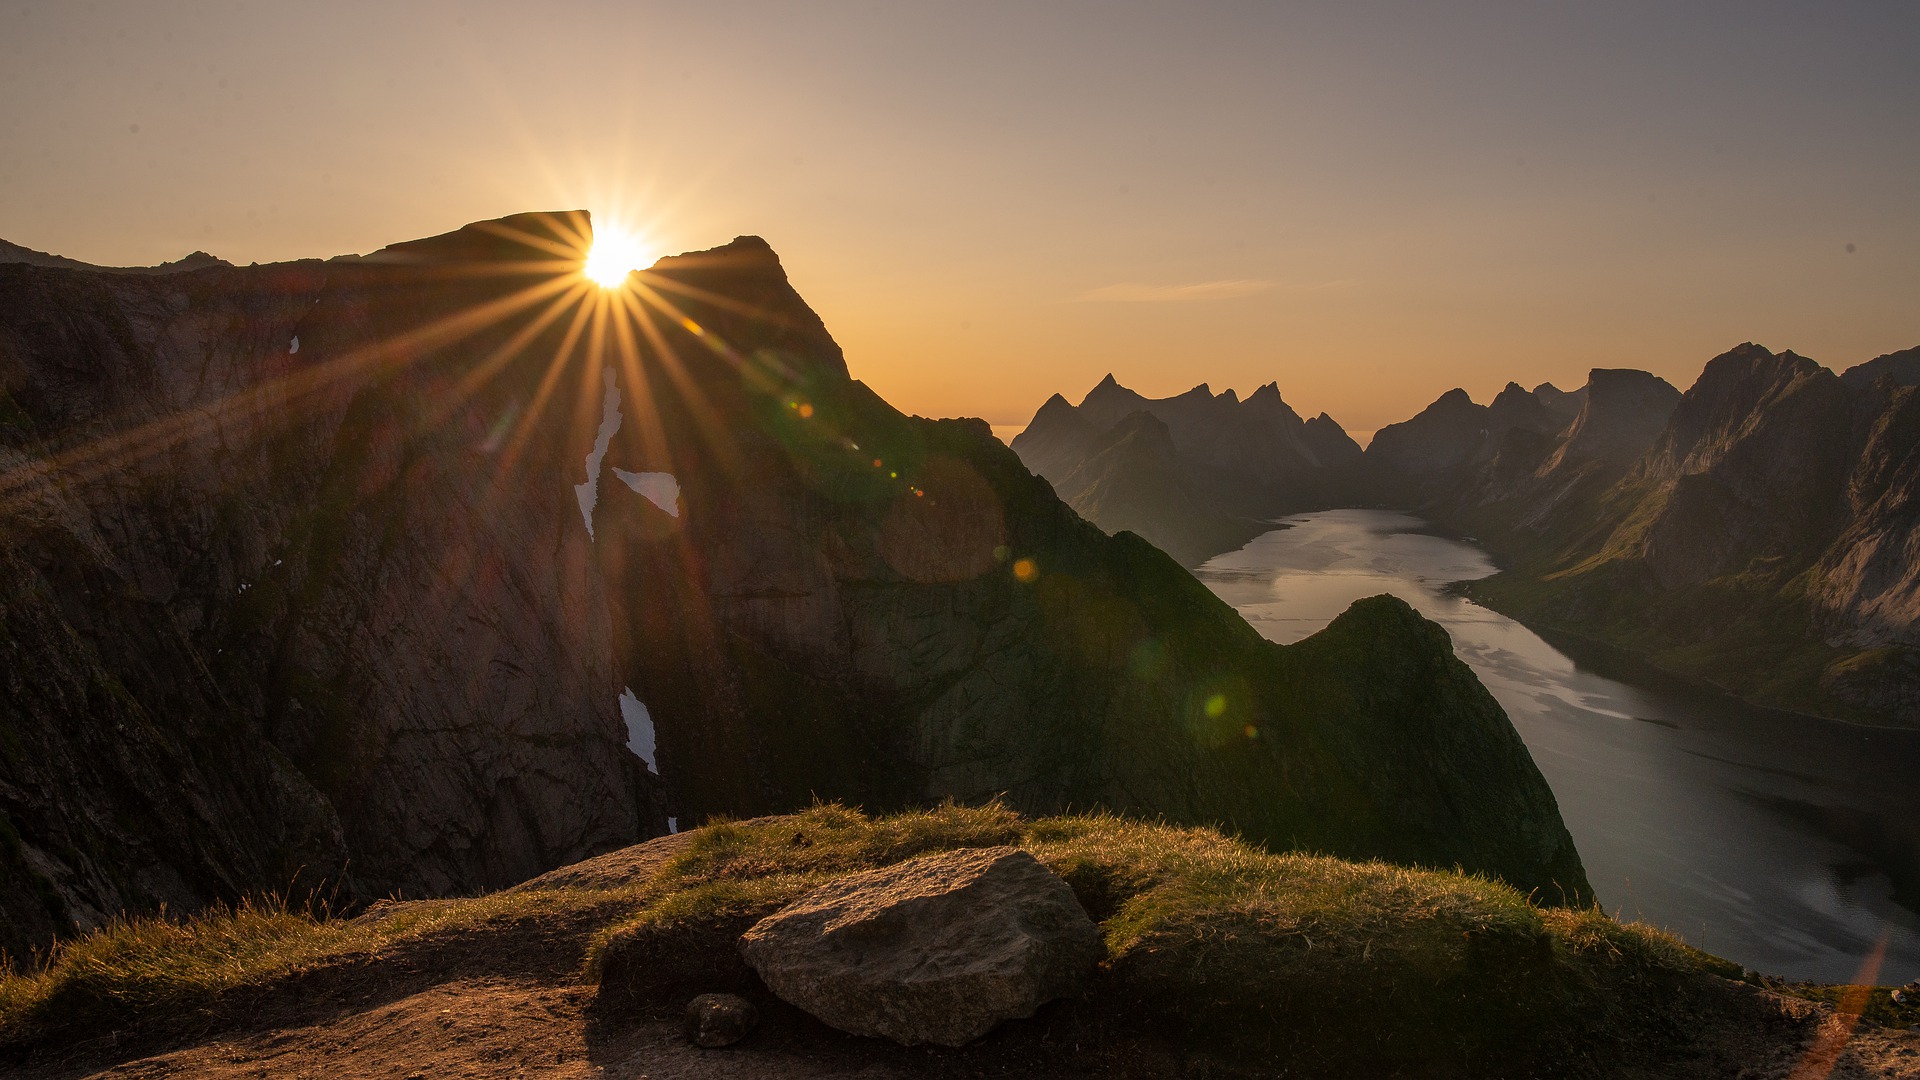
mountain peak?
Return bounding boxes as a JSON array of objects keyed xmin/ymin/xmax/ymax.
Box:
[{"xmin": 367, "ymin": 209, "xmax": 593, "ymax": 266}]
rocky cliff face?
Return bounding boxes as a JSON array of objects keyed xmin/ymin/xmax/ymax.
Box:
[
  {"xmin": 0, "ymin": 212, "xmax": 661, "ymax": 961},
  {"xmin": 1010, "ymin": 376, "xmax": 1365, "ymax": 565},
  {"xmin": 0, "ymin": 214, "xmax": 1594, "ymax": 960},
  {"xmin": 1630, "ymin": 347, "xmax": 1856, "ymax": 590},
  {"xmin": 1543, "ymin": 369, "xmax": 1680, "ymax": 473}
]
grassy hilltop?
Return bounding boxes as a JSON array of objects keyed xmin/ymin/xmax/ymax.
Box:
[{"xmin": 4, "ymin": 803, "xmax": 1915, "ymax": 1078}]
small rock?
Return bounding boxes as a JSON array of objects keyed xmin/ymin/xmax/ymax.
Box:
[
  {"xmin": 1895, "ymin": 989, "xmax": 1908, "ymax": 1005},
  {"xmin": 684, "ymin": 992, "xmax": 758, "ymax": 1047},
  {"xmin": 738, "ymin": 845, "xmax": 1104, "ymax": 1047}
]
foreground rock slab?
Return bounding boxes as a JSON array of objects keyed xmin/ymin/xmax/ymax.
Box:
[{"xmin": 738, "ymin": 845, "xmax": 1104, "ymax": 1046}]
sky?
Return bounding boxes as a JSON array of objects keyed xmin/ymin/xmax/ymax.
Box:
[{"xmin": 3, "ymin": 1, "xmax": 1917, "ymax": 440}]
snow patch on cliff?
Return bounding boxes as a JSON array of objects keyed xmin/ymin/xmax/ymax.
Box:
[
  {"xmin": 618, "ymin": 687, "xmax": 658, "ymax": 774},
  {"xmin": 613, "ymin": 468, "xmax": 681, "ymax": 518},
  {"xmin": 574, "ymin": 367, "xmax": 623, "ymax": 538}
]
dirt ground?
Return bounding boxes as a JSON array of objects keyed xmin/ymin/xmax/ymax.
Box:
[{"xmin": 4, "ymin": 969, "xmax": 1917, "ymax": 1080}]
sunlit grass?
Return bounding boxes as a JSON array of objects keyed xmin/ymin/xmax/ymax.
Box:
[
  {"xmin": 0, "ymin": 885, "xmax": 645, "ymax": 1044},
  {"xmin": 3, "ymin": 802, "xmax": 1745, "ymax": 1072}
]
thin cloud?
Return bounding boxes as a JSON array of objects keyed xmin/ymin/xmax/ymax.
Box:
[
  {"xmin": 1074, "ymin": 279, "xmax": 1278, "ymax": 303},
  {"xmin": 1071, "ymin": 278, "xmax": 1357, "ymax": 303}
]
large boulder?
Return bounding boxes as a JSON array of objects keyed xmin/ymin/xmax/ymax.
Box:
[{"xmin": 736, "ymin": 845, "xmax": 1104, "ymax": 1046}]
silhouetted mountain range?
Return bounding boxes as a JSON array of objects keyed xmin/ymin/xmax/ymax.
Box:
[{"xmin": 1011, "ymin": 377, "xmax": 1363, "ymax": 563}]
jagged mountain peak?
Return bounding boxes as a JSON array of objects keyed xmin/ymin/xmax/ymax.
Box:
[
  {"xmin": 1246, "ymin": 382, "xmax": 1288, "ymax": 408},
  {"xmin": 1840, "ymin": 345, "xmax": 1920, "ymax": 390},
  {"xmin": 1488, "ymin": 382, "xmax": 1543, "ymax": 414}
]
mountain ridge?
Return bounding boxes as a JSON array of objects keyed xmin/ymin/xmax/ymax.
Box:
[{"xmin": 0, "ymin": 212, "xmax": 1590, "ymax": 961}]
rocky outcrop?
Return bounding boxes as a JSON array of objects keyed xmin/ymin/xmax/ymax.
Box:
[
  {"xmin": 737, "ymin": 846, "xmax": 1103, "ymax": 1046},
  {"xmin": 1010, "ymin": 376, "xmax": 1365, "ymax": 564}
]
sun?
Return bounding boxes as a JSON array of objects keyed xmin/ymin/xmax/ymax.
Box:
[{"xmin": 583, "ymin": 224, "xmax": 655, "ymax": 287}]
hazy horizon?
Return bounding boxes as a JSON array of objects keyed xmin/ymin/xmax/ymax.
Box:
[{"xmin": 4, "ymin": 1, "xmax": 1915, "ymax": 435}]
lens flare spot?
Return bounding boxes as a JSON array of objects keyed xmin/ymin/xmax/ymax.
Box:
[
  {"xmin": 584, "ymin": 224, "xmax": 655, "ymax": 287},
  {"xmin": 1243, "ymin": 724, "xmax": 1259, "ymax": 739},
  {"xmin": 1205, "ymin": 694, "xmax": 1228, "ymax": 719},
  {"xmin": 1012, "ymin": 558, "xmax": 1038, "ymax": 583},
  {"xmin": 798, "ymin": 403, "xmax": 814, "ymax": 418}
]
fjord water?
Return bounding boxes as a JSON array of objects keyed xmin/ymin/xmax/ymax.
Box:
[{"xmin": 1197, "ymin": 508, "xmax": 1920, "ymax": 985}]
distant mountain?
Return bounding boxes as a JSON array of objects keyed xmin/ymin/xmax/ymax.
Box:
[
  {"xmin": 1840, "ymin": 346, "xmax": 1920, "ymax": 390},
  {"xmin": 1532, "ymin": 381, "xmax": 1588, "ymax": 423},
  {"xmin": 1011, "ymin": 376, "xmax": 1365, "ymax": 564},
  {"xmin": 1045, "ymin": 412, "xmax": 1272, "ymax": 566},
  {"xmin": 0, "ymin": 237, "xmax": 229, "ymax": 274},
  {"xmin": 1441, "ymin": 344, "xmax": 1920, "ymax": 723},
  {"xmin": 1544, "ymin": 369, "xmax": 1681, "ymax": 471},
  {"xmin": 1363, "ymin": 380, "xmax": 1605, "ymax": 505},
  {"xmin": 1019, "ymin": 341, "xmax": 1920, "ymax": 726}
]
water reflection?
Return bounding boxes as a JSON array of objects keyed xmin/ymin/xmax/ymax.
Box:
[{"xmin": 1198, "ymin": 508, "xmax": 1920, "ymax": 984}]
